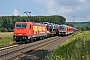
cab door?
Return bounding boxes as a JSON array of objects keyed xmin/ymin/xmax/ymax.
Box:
[{"xmin": 28, "ymin": 24, "xmax": 32, "ymax": 38}]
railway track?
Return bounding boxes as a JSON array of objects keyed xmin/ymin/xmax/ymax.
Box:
[
  {"xmin": 0, "ymin": 44, "xmax": 19, "ymax": 52},
  {"xmin": 19, "ymin": 36, "xmax": 71, "ymax": 60},
  {"xmin": 0, "ymin": 36, "xmax": 61, "ymax": 60}
]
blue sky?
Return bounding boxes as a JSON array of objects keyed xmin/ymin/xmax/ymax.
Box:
[{"xmin": 0, "ymin": 0, "xmax": 90, "ymax": 22}]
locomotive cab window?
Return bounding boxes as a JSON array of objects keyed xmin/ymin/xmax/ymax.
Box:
[
  {"xmin": 15, "ymin": 24, "xmax": 27, "ymax": 28},
  {"xmin": 22, "ymin": 24, "xmax": 27, "ymax": 28},
  {"xmin": 60, "ymin": 26, "xmax": 66, "ymax": 30},
  {"xmin": 16, "ymin": 24, "xmax": 21, "ymax": 28}
]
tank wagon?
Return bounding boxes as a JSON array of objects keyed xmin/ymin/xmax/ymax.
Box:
[{"xmin": 13, "ymin": 22, "xmax": 47, "ymax": 43}]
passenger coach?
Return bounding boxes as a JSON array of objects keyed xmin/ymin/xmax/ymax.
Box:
[{"xmin": 58, "ymin": 25, "xmax": 74, "ymax": 36}]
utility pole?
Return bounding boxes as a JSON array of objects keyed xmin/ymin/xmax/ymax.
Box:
[
  {"xmin": 24, "ymin": 11, "xmax": 31, "ymax": 22},
  {"xmin": 73, "ymin": 16, "xmax": 75, "ymax": 23}
]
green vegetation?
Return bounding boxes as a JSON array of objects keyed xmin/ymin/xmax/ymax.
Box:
[
  {"xmin": 0, "ymin": 32, "xmax": 16, "ymax": 47},
  {"xmin": 45, "ymin": 31, "xmax": 90, "ymax": 60},
  {"xmin": 67, "ymin": 22, "xmax": 90, "ymax": 30},
  {"xmin": 0, "ymin": 15, "xmax": 66, "ymax": 32}
]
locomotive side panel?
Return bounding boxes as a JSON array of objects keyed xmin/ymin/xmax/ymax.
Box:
[{"xmin": 32, "ymin": 23, "xmax": 47, "ymax": 37}]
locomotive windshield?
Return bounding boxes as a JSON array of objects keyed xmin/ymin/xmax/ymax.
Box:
[
  {"xmin": 16, "ymin": 24, "xmax": 27, "ymax": 28},
  {"xmin": 60, "ymin": 26, "xmax": 66, "ymax": 30}
]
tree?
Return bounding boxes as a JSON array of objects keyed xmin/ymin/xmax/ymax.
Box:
[
  {"xmin": 0, "ymin": 15, "xmax": 66, "ymax": 32},
  {"xmin": 1, "ymin": 28, "xmax": 7, "ymax": 32},
  {"xmin": 81, "ymin": 27, "xmax": 86, "ymax": 31}
]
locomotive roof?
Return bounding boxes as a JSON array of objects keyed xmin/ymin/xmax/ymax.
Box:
[
  {"xmin": 15, "ymin": 22, "xmax": 32, "ymax": 23},
  {"xmin": 59, "ymin": 25, "xmax": 67, "ymax": 26},
  {"xmin": 15, "ymin": 22, "xmax": 45, "ymax": 25}
]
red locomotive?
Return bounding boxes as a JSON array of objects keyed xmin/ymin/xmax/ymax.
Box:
[
  {"xmin": 13, "ymin": 22, "xmax": 47, "ymax": 43},
  {"xmin": 58, "ymin": 25, "xmax": 74, "ymax": 36}
]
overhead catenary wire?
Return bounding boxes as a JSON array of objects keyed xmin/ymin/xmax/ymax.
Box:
[
  {"xmin": 10, "ymin": 0, "xmax": 47, "ymax": 13},
  {"xmin": 28, "ymin": 0, "xmax": 42, "ymax": 8},
  {"xmin": 0, "ymin": 0, "xmax": 47, "ymax": 16},
  {"xmin": 0, "ymin": 0, "xmax": 59, "ymax": 13},
  {"xmin": 0, "ymin": 1, "xmax": 16, "ymax": 8},
  {"xmin": 27, "ymin": 0, "xmax": 47, "ymax": 13}
]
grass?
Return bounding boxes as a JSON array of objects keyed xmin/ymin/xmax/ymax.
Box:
[
  {"xmin": 0, "ymin": 32, "xmax": 16, "ymax": 47},
  {"xmin": 0, "ymin": 32, "xmax": 13, "ymax": 37},
  {"xmin": 45, "ymin": 31, "xmax": 90, "ymax": 60}
]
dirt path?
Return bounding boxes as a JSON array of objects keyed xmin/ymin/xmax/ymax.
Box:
[{"xmin": 19, "ymin": 35, "xmax": 71, "ymax": 60}]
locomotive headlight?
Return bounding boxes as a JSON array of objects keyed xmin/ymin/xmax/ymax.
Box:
[
  {"xmin": 25, "ymin": 37, "xmax": 26, "ymax": 39},
  {"xmin": 24, "ymin": 37, "xmax": 26, "ymax": 39},
  {"xmin": 14, "ymin": 37, "xmax": 16, "ymax": 39},
  {"xmin": 23, "ymin": 37, "xmax": 26, "ymax": 39},
  {"xmin": 65, "ymin": 33, "xmax": 67, "ymax": 34}
]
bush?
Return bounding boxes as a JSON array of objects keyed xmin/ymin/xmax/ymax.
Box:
[
  {"xmin": 1, "ymin": 28, "xmax": 7, "ymax": 32},
  {"xmin": 0, "ymin": 28, "xmax": 13, "ymax": 32},
  {"xmin": 8, "ymin": 28, "xmax": 12, "ymax": 32},
  {"xmin": 81, "ymin": 27, "xmax": 86, "ymax": 31},
  {"xmin": 45, "ymin": 31, "xmax": 90, "ymax": 60}
]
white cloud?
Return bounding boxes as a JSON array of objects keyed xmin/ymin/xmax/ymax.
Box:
[
  {"xmin": 13, "ymin": 9, "xmax": 19, "ymax": 16},
  {"xmin": 46, "ymin": 0, "xmax": 72, "ymax": 15},
  {"xmin": 32, "ymin": 0, "xmax": 90, "ymax": 22},
  {"xmin": 48, "ymin": 0, "xmax": 54, "ymax": 8},
  {"xmin": 77, "ymin": 7, "xmax": 81, "ymax": 10},
  {"xmin": 79, "ymin": 0, "xmax": 85, "ymax": 2},
  {"xmin": 60, "ymin": 7, "xmax": 72, "ymax": 13},
  {"xmin": 47, "ymin": 0, "xmax": 57, "ymax": 14}
]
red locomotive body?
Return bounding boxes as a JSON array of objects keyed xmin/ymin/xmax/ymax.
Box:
[
  {"xmin": 13, "ymin": 22, "xmax": 47, "ymax": 43},
  {"xmin": 58, "ymin": 25, "xmax": 74, "ymax": 36}
]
